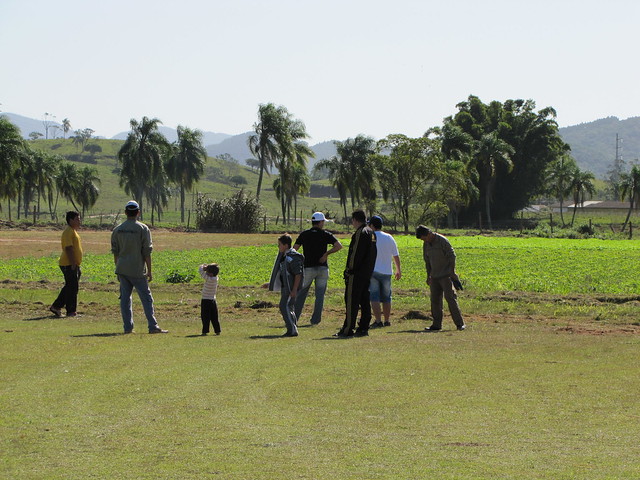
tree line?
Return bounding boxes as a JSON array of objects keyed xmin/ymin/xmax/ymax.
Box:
[{"xmin": 3, "ymin": 96, "xmax": 640, "ymax": 230}]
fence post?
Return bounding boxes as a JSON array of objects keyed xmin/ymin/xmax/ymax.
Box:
[
  {"xmin": 187, "ymin": 209, "xmax": 191, "ymax": 229},
  {"xmin": 629, "ymin": 222, "xmax": 633, "ymax": 240},
  {"xmin": 33, "ymin": 205, "xmax": 37, "ymax": 224},
  {"xmin": 550, "ymin": 213, "xmax": 553, "ymax": 234}
]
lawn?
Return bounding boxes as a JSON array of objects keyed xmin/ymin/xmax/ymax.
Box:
[{"xmin": 1, "ymin": 231, "xmax": 639, "ymax": 479}]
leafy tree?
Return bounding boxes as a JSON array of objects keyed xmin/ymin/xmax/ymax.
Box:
[
  {"xmin": 230, "ymin": 175, "xmax": 248, "ymax": 187},
  {"xmin": 374, "ymin": 134, "xmax": 441, "ymax": 232},
  {"xmin": 73, "ymin": 128, "xmax": 94, "ymax": 151},
  {"xmin": 334, "ymin": 135, "xmax": 376, "ymax": 210},
  {"xmin": 620, "ymin": 164, "xmax": 640, "ymax": 231},
  {"xmin": 29, "ymin": 131, "xmax": 43, "ymax": 141},
  {"xmin": 568, "ymin": 168, "xmax": 596, "ymax": 226},
  {"xmin": 245, "ymin": 158, "xmax": 260, "ymax": 172},
  {"xmin": 166, "ymin": 125, "xmax": 206, "ymax": 222},
  {"xmin": 84, "ymin": 144, "xmax": 103, "ymax": 157},
  {"xmin": 117, "ymin": 117, "xmax": 171, "ymax": 219}
]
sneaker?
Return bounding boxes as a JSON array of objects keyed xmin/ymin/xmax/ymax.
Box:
[
  {"xmin": 49, "ymin": 306, "xmax": 62, "ymax": 318},
  {"xmin": 457, "ymin": 325, "xmax": 466, "ymax": 331},
  {"xmin": 124, "ymin": 330, "xmax": 135, "ymax": 334},
  {"xmin": 354, "ymin": 330, "xmax": 369, "ymax": 337},
  {"xmin": 425, "ymin": 325, "xmax": 441, "ymax": 332},
  {"xmin": 66, "ymin": 312, "xmax": 80, "ymax": 317},
  {"xmin": 281, "ymin": 332, "xmax": 298, "ymax": 337},
  {"xmin": 333, "ymin": 330, "xmax": 353, "ymax": 337},
  {"xmin": 383, "ymin": 321, "xmax": 391, "ymax": 327},
  {"xmin": 370, "ymin": 322, "xmax": 384, "ymax": 329},
  {"xmin": 201, "ymin": 332, "xmax": 208, "ymax": 336},
  {"xmin": 149, "ymin": 327, "xmax": 169, "ymax": 334}
]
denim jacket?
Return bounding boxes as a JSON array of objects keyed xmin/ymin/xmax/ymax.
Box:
[{"xmin": 268, "ymin": 248, "xmax": 304, "ymax": 292}]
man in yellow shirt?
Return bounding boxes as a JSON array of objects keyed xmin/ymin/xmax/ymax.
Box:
[{"xmin": 50, "ymin": 211, "xmax": 83, "ymax": 317}]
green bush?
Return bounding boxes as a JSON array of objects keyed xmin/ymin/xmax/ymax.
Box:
[
  {"xmin": 165, "ymin": 270, "xmax": 195, "ymax": 283},
  {"xmin": 195, "ymin": 189, "xmax": 263, "ymax": 232}
]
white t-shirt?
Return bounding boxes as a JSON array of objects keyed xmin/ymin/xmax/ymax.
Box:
[{"xmin": 373, "ymin": 230, "xmax": 399, "ymax": 275}]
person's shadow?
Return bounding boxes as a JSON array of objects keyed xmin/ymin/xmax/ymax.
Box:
[
  {"xmin": 250, "ymin": 334, "xmax": 288, "ymax": 339},
  {"xmin": 71, "ymin": 333, "xmax": 123, "ymax": 338},
  {"xmin": 24, "ymin": 315, "xmax": 55, "ymax": 321}
]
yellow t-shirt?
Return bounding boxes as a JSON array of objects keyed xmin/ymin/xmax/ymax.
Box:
[{"xmin": 59, "ymin": 226, "xmax": 83, "ymax": 266}]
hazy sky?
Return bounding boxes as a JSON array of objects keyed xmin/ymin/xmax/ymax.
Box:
[{"xmin": 1, "ymin": 0, "xmax": 638, "ymax": 142}]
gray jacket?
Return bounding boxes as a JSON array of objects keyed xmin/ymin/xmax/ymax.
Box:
[
  {"xmin": 268, "ymin": 248, "xmax": 304, "ymax": 292},
  {"xmin": 423, "ymin": 233, "xmax": 456, "ymax": 280},
  {"xmin": 111, "ymin": 219, "xmax": 153, "ymax": 278}
]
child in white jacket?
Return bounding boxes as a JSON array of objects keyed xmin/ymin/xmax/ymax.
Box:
[{"xmin": 199, "ymin": 263, "xmax": 220, "ymax": 335}]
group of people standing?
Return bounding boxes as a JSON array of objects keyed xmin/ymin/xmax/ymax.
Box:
[
  {"xmin": 50, "ymin": 203, "xmax": 466, "ymax": 337},
  {"xmin": 268, "ymin": 209, "xmax": 466, "ymax": 338}
]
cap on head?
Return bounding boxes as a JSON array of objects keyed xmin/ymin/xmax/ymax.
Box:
[
  {"xmin": 415, "ymin": 224, "xmax": 432, "ymax": 238},
  {"xmin": 311, "ymin": 212, "xmax": 326, "ymax": 222},
  {"xmin": 369, "ymin": 215, "xmax": 383, "ymax": 229},
  {"xmin": 125, "ymin": 200, "xmax": 140, "ymax": 212}
]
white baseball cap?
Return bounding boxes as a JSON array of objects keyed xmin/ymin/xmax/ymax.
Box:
[
  {"xmin": 311, "ymin": 212, "xmax": 326, "ymax": 222},
  {"xmin": 125, "ymin": 200, "xmax": 140, "ymax": 211}
]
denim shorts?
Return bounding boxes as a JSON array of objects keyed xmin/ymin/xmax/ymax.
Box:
[{"xmin": 369, "ymin": 271, "xmax": 392, "ymax": 303}]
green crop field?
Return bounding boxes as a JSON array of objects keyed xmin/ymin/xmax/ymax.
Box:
[{"xmin": 1, "ymin": 232, "xmax": 639, "ymax": 479}]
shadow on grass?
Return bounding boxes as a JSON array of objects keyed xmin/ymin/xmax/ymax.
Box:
[
  {"xmin": 71, "ymin": 332, "xmax": 123, "ymax": 337},
  {"xmin": 249, "ymin": 334, "xmax": 288, "ymax": 339},
  {"xmin": 24, "ymin": 315, "xmax": 57, "ymax": 321}
]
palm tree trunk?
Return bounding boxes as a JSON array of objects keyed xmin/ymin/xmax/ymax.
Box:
[
  {"xmin": 622, "ymin": 199, "xmax": 634, "ymax": 231},
  {"xmin": 559, "ymin": 196, "xmax": 565, "ymax": 227},
  {"xmin": 256, "ymin": 164, "xmax": 264, "ymax": 200},
  {"xmin": 180, "ymin": 186, "xmax": 186, "ymax": 223},
  {"xmin": 485, "ymin": 191, "xmax": 492, "ymax": 230}
]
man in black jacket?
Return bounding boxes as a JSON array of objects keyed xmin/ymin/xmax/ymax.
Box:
[{"xmin": 335, "ymin": 210, "xmax": 377, "ymax": 337}]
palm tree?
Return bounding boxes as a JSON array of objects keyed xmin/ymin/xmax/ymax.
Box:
[
  {"xmin": 26, "ymin": 150, "xmax": 60, "ymax": 220},
  {"xmin": 167, "ymin": 125, "xmax": 207, "ymax": 222},
  {"xmin": 546, "ymin": 154, "xmax": 578, "ymax": 227},
  {"xmin": 620, "ymin": 165, "xmax": 640, "ymax": 231},
  {"xmin": 248, "ymin": 103, "xmax": 289, "ymax": 201},
  {"xmin": 334, "ymin": 135, "xmax": 376, "ymax": 209},
  {"xmin": 75, "ymin": 166, "xmax": 101, "ymax": 218},
  {"xmin": 569, "ymin": 168, "xmax": 596, "ymax": 226},
  {"xmin": 314, "ymin": 156, "xmax": 351, "ymax": 223},
  {"xmin": 0, "ymin": 117, "xmax": 27, "ymax": 220},
  {"xmin": 475, "ymin": 132, "xmax": 514, "ymax": 229},
  {"xmin": 62, "ymin": 118, "xmax": 72, "ymax": 139},
  {"xmin": 55, "ymin": 162, "xmax": 82, "ymax": 213},
  {"xmin": 117, "ymin": 117, "xmax": 170, "ymax": 217}
]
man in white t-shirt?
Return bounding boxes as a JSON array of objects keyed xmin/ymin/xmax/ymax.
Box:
[{"xmin": 368, "ymin": 216, "xmax": 401, "ymax": 328}]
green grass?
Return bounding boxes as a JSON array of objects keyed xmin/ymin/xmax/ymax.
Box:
[
  {"xmin": 2, "ymin": 235, "xmax": 640, "ymax": 295},
  {"xmin": 1, "ymin": 300, "xmax": 639, "ymax": 479},
  {"xmin": 2, "ymin": 234, "xmax": 640, "ymax": 478}
]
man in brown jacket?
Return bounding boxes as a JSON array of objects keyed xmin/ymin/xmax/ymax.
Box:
[{"xmin": 416, "ymin": 225, "xmax": 465, "ymax": 331}]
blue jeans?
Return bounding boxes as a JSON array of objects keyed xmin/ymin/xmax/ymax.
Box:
[
  {"xmin": 294, "ymin": 266, "xmax": 329, "ymax": 324},
  {"xmin": 369, "ymin": 271, "xmax": 392, "ymax": 303},
  {"xmin": 118, "ymin": 275, "xmax": 159, "ymax": 332},
  {"xmin": 280, "ymin": 287, "xmax": 298, "ymax": 335}
]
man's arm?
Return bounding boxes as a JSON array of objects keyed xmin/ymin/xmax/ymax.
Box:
[
  {"xmin": 290, "ymin": 273, "xmax": 301, "ymax": 298},
  {"xmin": 65, "ymin": 245, "xmax": 77, "ymax": 270},
  {"xmin": 393, "ymin": 254, "xmax": 401, "ymax": 280},
  {"xmin": 145, "ymin": 256, "xmax": 153, "ymax": 281},
  {"xmin": 319, "ymin": 240, "xmax": 343, "ymax": 264}
]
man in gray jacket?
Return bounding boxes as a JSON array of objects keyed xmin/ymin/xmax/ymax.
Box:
[
  {"xmin": 111, "ymin": 201, "xmax": 168, "ymax": 334},
  {"xmin": 416, "ymin": 225, "xmax": 465, "ymax": 331}
]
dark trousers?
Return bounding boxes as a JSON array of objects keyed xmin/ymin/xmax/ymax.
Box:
[
  {"xmin": 201, "ymin": 299, "xmax": 220, "ymax": 334},
  {"xmin": 341, "ymin": 274, "xmax": 372, "ymax": 334},
  {"xmin": 52, "ymin": 265, "xmax": 81, "ymax": 314}
]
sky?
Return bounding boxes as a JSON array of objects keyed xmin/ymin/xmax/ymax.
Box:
[{"xmin": 1, "ymin": 0, "xmax": 639, "ymax": 143}]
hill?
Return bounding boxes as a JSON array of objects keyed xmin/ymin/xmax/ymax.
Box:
[
  {"xmin": 205, "ymin": 133, "xmax": 337, "ymax": 170},
  {"xmin": 559, "ymin": 116, "xmax": 640, "ymax": 178},
  {"xmin": 112, "ymin": 126, "xmax": 232, "ymax": 146}
]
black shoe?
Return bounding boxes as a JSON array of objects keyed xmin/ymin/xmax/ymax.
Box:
[
  {"xmin": 383, "ymin": 321, "xmax": 391, "ymax": 327},
  {"xmin": 281, "ymin": 332, "xmax": 298, "ymax": 337},
  {"xmin": 425, "ymin": 325, "xmax": 441, "ymax": 332},
  {"xmin": 457, "ymin": 325, "xmax": 466, "ymax": 331},
  {"xmin": 370, "ymin": 322, "xmax": 384, "ymax": 329},
  {"xmin": 354, "ymin": 330, "xmax": 369, "ymax": 337}
]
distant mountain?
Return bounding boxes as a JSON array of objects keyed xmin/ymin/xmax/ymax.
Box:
[
  {"xmin": 559, "ymin": 117, "xmax": 640, "ymax": 178},
  {"xmin": 205, "ymin": 133, "xmax": 337, "ymax": 169},
  {"xmin": 2, "ymin": 112, "xmax": 65, "ymax": 138},
  {"xmin": 112, "ymin": 126, "xmax": 232, "ymax": 145}
]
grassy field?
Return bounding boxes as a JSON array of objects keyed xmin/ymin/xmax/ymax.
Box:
[{"xmin": 1, "ymin": 231, "xmax": 639, "ymax": 479}]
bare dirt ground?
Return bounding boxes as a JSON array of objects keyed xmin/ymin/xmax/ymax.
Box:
[{"xmin": 0, "ymin": 229, "xmax": 278, "ymax": 259}]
